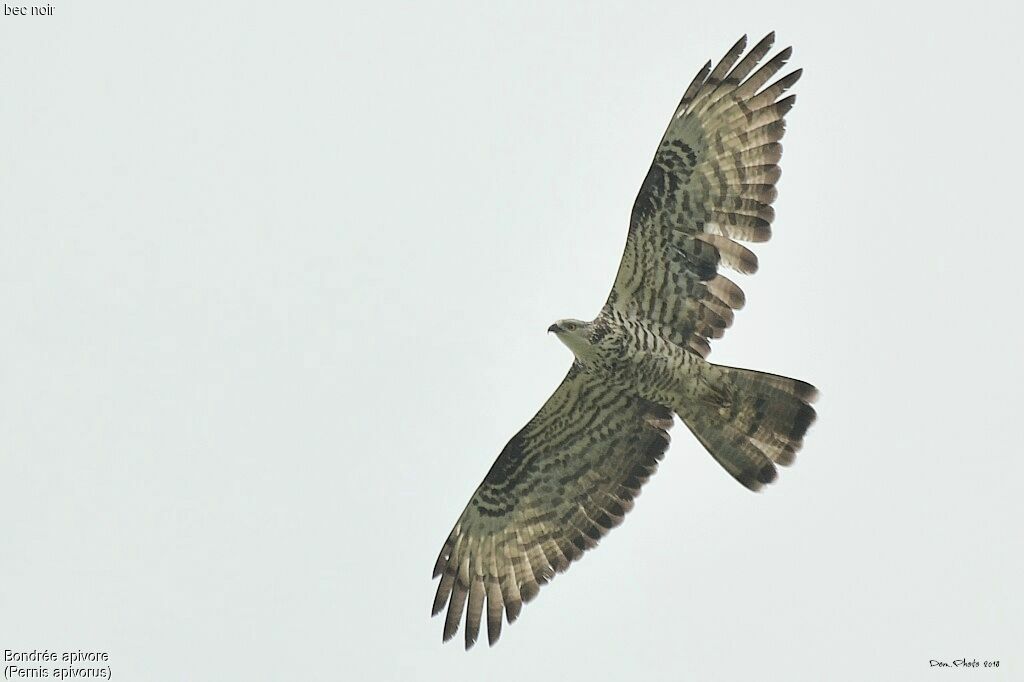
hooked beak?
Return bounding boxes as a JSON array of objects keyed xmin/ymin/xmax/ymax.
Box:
[{"xmin": 547, "ymin": 323, "xmax": 561, "ymax": 334}]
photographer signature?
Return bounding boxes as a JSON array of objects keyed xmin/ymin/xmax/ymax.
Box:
[{"xmin": 930, "ymin": 659, "xmax": 1000, "ymax": 668}]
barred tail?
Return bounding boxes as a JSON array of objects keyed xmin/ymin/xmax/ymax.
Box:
[{"xmin": 678, "ymin": 362, "xmax": 817, "ymax": 491}]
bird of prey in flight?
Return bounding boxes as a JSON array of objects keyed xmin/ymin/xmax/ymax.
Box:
[{"xmin": 432, "ymin": 33, "xmax": 817, "ymax": 649}]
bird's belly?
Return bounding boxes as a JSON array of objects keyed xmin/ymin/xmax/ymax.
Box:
[{"xmin": 592, "ymin": 342, "xmax": 695, "ymax": 409}]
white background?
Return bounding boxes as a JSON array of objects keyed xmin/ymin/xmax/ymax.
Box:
[{"xmin": 2, "ymin": 2, "xmax": 1021, "ymax": 680}]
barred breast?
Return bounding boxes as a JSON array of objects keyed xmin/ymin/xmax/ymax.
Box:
[{"xmin": 589, "ymin": 313, "xmax": 699, "ymax": 409}]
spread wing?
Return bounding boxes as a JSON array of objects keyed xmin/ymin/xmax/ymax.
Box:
[
  {"xmin": 432, "ymin": 366, "xmax": 673, "ymax": 648},
  {"xmin": 606, "ymin": 33, "xmax": 801, "ymax": 357}
]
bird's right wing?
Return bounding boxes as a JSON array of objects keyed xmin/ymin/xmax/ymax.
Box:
[
  {"xmin": 431, "ymin": 365, "xmax": 673, "ymax": 648},
  {"xmin": 606, "ymin": 33, "xmax": 801, "ymax": 357}
]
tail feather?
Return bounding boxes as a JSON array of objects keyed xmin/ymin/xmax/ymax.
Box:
[{"xmin": 679, "ymin": 362, "xmax": 817, "ymax": 490}]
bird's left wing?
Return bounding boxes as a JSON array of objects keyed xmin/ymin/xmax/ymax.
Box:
[
  {"xmin": 606, "ymin": 33, "xmax": 801, "ymax": 357},
  {"xmin": 432, "ymin": 365, "xmax": 673, "ymax": 648}
]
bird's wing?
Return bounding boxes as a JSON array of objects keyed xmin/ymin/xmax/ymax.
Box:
[
  {"xmin": 606, "ymin": 33, "xmax": 801, "ymax": 357},
  {"xmin": 432, "ymin": 365, "xmax": 673, "ymax": 648}
]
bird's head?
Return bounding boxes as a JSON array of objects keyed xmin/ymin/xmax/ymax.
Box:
[{"xmin": 547, "ymin": 318, "xmax": 594, "ymax": 358}]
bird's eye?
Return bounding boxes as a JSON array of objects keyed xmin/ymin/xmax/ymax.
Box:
[{"xmin": 565, "ymin": 322, "xmax": 575, "ymax": 331}]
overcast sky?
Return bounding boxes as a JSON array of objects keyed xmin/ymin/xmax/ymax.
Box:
[{"xmin": 2, "ymin": 2, "xmax": 1022, "ymax": 680}]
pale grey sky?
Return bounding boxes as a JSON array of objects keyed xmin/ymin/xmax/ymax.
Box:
[{"xmin": 2, "ymin": 2, "xmax": 1022, "ymax": 680}]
